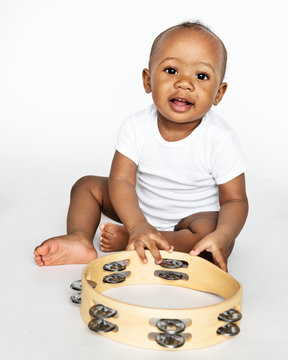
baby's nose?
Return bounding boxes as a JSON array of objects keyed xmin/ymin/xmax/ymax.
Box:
[{"xmin": 175, "ymin": 77, "xmax": 195, "ymax": 91}]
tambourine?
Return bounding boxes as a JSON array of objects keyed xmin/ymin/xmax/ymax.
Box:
[{"xmin": 70, "ymin": 250, "xmax": 242, "ymax": 350}]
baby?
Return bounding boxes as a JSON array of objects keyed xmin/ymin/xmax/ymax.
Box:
[{"xmin": 34, "ymin": 21, "xmax": 248, "ymax": 272}]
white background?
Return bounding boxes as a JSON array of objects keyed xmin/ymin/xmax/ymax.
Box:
[{"xmin": 0, "ymin": 0, "xmax": 287, "ymax": 359}]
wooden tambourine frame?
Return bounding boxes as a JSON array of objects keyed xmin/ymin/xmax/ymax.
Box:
[{"xmin": 77, "ymin": 250, "xmax": 242, "ymax": 350}]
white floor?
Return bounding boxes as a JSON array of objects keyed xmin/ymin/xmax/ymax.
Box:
[{"xmin": 1, "ymin": 169, "xmax": 287, "ymax": 360}]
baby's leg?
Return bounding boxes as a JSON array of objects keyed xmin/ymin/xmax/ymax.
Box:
[
  {"xmin": 100, "ymin": 212, "xmax": 218, "ymax": 256},
  {"xmin": 161, "ymin": 212, "xmax": 218, "ymax": 260},
  {"xmin": 34, "ymin": 176, "xmax": 120, "ymax": 266}
]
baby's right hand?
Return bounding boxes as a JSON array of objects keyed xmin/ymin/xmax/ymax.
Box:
[{"xmin": 126, "ymin": 223, "xmax": 173, "ymax": 263}]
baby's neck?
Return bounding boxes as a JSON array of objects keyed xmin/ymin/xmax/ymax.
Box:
[{"xmin": 157, "ymin": 118, "xmax": 202, "ymax": 142}]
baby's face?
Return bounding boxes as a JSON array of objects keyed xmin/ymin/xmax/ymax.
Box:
[{"xmin": 143, "ymin": 29, "xmax": 227, "ymax": 126}]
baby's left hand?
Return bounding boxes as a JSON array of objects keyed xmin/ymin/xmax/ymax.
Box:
[{"xmin": 190, "ymin": 233, "xmax": 231, "ymax": 272}]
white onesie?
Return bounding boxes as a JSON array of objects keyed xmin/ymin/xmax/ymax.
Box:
[{"xmin": 116, "ymin": 104, "xmax": 247, "ymax": 231}]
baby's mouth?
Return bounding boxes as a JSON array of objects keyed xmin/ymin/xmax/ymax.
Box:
[
  {"xmin": 169, "ymin": 97, "xmax": 193, "ymax": 112},
  {"xmin": 170, "ymin": 97, "xmax": 193, "ymax": 106}
]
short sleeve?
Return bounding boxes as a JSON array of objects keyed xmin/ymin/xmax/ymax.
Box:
[
  {"xmin": 212, "ymin": 130, "xmax": 247, "ymax": 185},
  {"xmin": 115, "ymin": 116, "xmax": 139, "ymax": 165}
]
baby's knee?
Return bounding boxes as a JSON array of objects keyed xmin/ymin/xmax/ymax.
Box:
[
  {"xmin": 175, "ymin": 212, "xmax": 218, "ymax": 238},
  {"xmin": 71, "ymin": 176, "xmax": 106, "ymax": 196},
  {"xmin": 189, "ymin": 217, "xmax": 217, "ymax": 237},
  {"xmin": 70, "ymin": 175, "xmax": 108, "ymax": 204},
  {"xmin": 71, "ymin": 175, "xmax": 93, "ymax": 194}
]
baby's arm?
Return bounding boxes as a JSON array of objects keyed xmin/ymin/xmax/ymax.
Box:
[
  {"xmin": 109, "ymin": 151, "xmax": 173, "ymax": 263},
  {"xmin": 190, "ymin": 174, "xmax": 248, "ymax": 271}
]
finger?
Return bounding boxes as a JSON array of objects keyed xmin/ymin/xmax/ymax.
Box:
[
  {"xmin": 190, "ymin": 240, "xmax": 209, "ymax": 256},
  {"xmin": 155, "ymin": 236, "xmax": 174, "ymax": 253},
  {"xmin": 134, "ymin": 240, "xmax": 148, "ymax": 263},
  {"xmin": 146, "ymin": 241, "xmax": 162, "ymax": 264},
  {"xmin": 212, "ymin": 249, "xmax": 228, "ymax": 272}
]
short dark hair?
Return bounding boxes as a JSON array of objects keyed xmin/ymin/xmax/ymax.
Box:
[{"xmin": 148, "ymin": 21, "xmax": 227, "ymax": 81}]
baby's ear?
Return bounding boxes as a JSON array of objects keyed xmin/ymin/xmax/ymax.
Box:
[
  {"xmin": 213, "ymin": 82, "xmax": 228, "ymax": 106},
  {"xmin": 142, "ymin": 68, "xmax": 152, "ymax": 93}
]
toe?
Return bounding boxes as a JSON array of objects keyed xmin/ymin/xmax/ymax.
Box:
[
  {"xmin": 35, "ymin": 242, "xmax": 51, "ymax": 256},
  {"xmin": 34, "ymin": 255, "xmax": 44, "ymax": 266},
  {"xmin": 99, "ymin": 223, "xmax": 106, "ymax": 231},
  {"xmin": 101, "ymin": 246, "xmax": 111, "ymax": 253},
  {"xmin": 100, "ymin": 223, "xmax": 117, "ymax": 235},
  {"xmin": 101, "ymin": 232, "xmax": 114, "ymax": 243},
  {"xmin": 100, "ymin": 241, "xmax": 112, "ymax": 252}
]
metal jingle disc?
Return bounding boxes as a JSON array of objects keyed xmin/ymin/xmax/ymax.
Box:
[
  {"xmin": 156, "ymin": 319, "xmax": 186, "ymax": 334},
  {"xmin": 218, "ymin": 308, "xmax": 242, "ymax": 322},
  {"xmin": 103, "ymin": 273, "xmax": 126, "ymax": 284},
  {"xmin": 70, "ymin": 293, "xmax": 82, "ymax": 304},
  {"xmin": 70, "ymin": 280, "xmax": 82, "ymax": 291},
  {"xmin": 160, "ymin": 259, "xmax": 183, "ymax": 269},
  {"xmin": 103, "ymin": 261, "xmax": 126, "ymax": 272},
  {"xmin": 89, "ymin": 304, "xmax": 118, "ymax": 318},
  {"xmin": 88, "ymin": 318, "xmax": 117, "ymax": 333},
  {"xmin": 156, "ymin": 333, "xmax": 185, "ymax": 348},
  {"xmin": 70, "ymin": 280, "xmax": 96, "ymax": 290},
  {"xmin": 158, "ymin": 271, "xmax": 183, "ymax": 281},
  {"xmin": 217, "ymin": 323, "xmax": 240, "ymax": 336}
]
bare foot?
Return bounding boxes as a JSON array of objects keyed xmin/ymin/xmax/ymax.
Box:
[
  {"xmin": 100, "ymin": 223, "xmax": 129, "ymax": 252},
  {"xmin": 34, "ymin": 233, "xmax": 97, "ymax": 266}
]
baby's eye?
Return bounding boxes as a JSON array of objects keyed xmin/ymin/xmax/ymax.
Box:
[
  {"xmin": 165, "ymin": 67, "xmax": 178, "ymax": 75},
  {"xmin": 196, "ymin": 73, "xmax": 209, "ymax": 80}
]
